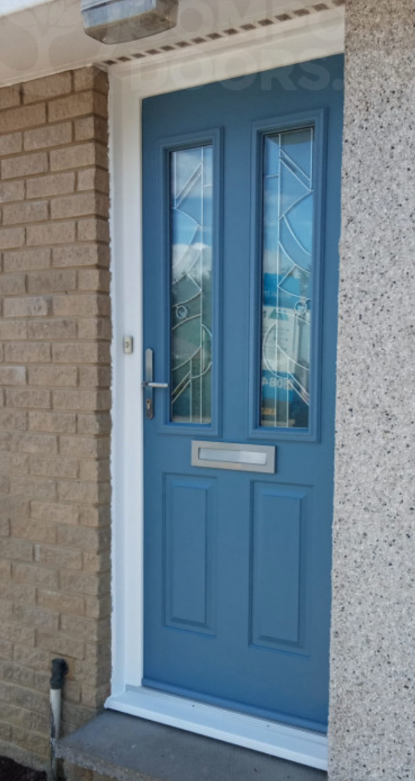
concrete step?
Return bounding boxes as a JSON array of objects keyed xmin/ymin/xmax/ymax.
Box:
[{"xmin": 57, "ymin": 711, "xmax": 327, "ymax": 781}]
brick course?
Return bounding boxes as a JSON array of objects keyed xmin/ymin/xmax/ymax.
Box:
[{"xmin": 0, "ymin": 67, "xmax": 111, "ymax": 769}]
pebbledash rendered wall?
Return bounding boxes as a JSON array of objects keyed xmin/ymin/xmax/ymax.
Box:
[
  {"xmin": 0, "ymin": 68, "xmax": 112, "ymax": 771},
  {"xmin": 329, "ymin": 0, "xmax": 415, "ymax": 779}
]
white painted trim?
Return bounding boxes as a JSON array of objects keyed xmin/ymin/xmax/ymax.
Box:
[
  {"xmin": 109, "ymin": 11, "xmax": 344, "ymax": 768},
  {"xmin": 106, "ymin": 688, "xmax": 328, "ymax": 770}
]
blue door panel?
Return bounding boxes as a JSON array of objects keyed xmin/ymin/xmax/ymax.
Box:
[
  {"xmin": 250, "ymin": 484, "xmax": 307, "ymax": 650},
  {"xmin": 164, "ymin": 474, "xmax": 216, "ymax": 634},
  {"xmin": 142, "ymin": 56, "xmax": 344, "ymax": 732}
]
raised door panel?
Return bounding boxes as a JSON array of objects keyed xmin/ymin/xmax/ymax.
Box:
[
  {"xmin": 250, "ymin": 483, "xmax": 309, "ymax": 653},
  {"xmin": 164, "ymin": 474, "xmax": 216, "ymax": 635}
]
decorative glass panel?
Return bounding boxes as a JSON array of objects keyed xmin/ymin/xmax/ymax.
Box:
[
  {"xmin": 260, "ymin": 128, "xmax": 314, "ymax": 429},
  {"xmin": 170, "ymin": 145, "xmax": 213, "ymax": 424}
]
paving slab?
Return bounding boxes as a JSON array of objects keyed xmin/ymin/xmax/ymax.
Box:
[{"xmin": 57, "ymin": 711, "xmax": 327, "ymax": 781}]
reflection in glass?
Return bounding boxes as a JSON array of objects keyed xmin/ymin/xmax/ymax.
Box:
[
  {"xmin": 170, "ymin": 145, "xmax": 213, "ymax": 424},
  {"xmin": 260, "ymin": 128, "xmax": 314, "ymax": 429}
]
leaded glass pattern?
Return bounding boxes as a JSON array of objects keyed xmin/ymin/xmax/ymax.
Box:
[
  {"xmin": 260, "ymin": 127, "xmax": 314, "ymax": 429},
  {"xmin": 170, "ymin": 145, "xmax": 213, "ymax": 424}
]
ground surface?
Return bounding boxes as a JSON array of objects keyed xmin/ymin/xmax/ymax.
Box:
[
  {"xmin": 58, "ymin": 711, "xmax": 327, "ymax": 781},
  {"xmin": 0, "ymin": 757, "xmax": 47, "ymax": 781}
]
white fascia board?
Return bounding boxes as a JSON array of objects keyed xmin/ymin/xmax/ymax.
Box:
[{"xmin": 0, "ymin": 0, "xmax": 55, "ymax": 17}]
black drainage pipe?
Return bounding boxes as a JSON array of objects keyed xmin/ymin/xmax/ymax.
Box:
[{"xmin": 50, "ymin": 658, "xmax": 69, "ymax": 781}]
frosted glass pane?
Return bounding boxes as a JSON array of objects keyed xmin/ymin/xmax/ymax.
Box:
[
  {"xmin": 261, "ymin": 128, "xmax": 314, "ymax": 429},
  {"xmin": 170, "ymin": 145, "xmax": 213, "ymax": 424}
]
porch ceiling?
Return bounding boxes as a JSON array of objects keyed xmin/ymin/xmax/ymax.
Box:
[
  {"xmin": 0, "ymin": 0, "xmax": 54, "ymax": 16},
  {"xmin": 0, "ymin": 0, "xmax": 344, "ymax": 86}
]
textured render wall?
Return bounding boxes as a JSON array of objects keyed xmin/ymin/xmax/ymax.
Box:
[
  {"xmin": 329, "ymin": 1, "xmax": 415, "ymax": 779},
  {"xmin": 0, "ymin": 68, "xmax": 111, "ymax": 770}
]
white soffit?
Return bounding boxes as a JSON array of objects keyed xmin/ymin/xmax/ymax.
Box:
[
  {"xmin": 0, "ymin": 0, "xmax": 344, "ymax": 87},
  {"xmin": 0, "ymin": 0, "xmax": 54, "ymax": 16}
]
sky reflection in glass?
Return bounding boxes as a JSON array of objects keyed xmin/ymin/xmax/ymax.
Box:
[{"xmin": 261, "ymin": 128, "xmax": 314, "ymax": 429}]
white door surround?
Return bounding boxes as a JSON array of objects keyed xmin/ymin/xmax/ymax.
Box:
[{"xmin": 107, "ymin": 7, "xmax": 344, "ymax": 771}]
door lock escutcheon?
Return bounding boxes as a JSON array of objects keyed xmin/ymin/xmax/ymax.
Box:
[{"xmin": 143, "ymin": 348, "xmax": 169, "ymax": 419}]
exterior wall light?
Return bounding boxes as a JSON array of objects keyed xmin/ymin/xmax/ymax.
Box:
[{"xmin": 81, "ymin": 0, "xmax": 179, "ymax": 44}]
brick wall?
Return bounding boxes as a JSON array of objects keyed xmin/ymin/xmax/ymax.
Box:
[{"xmin": 0, "ymin": 68, "xmax": 111, "ymax": 770}]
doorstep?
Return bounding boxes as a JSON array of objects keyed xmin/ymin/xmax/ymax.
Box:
[{"xmin": 57, "ymin": 710, "xmax": 327, "ymax": 781}]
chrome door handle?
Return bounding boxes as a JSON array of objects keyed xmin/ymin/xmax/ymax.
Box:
[
  {"xmin": 142, "ymin": 381, "xmax": 169, "ymax": 389},
  {"xmin": 143, "ymin": 348, "xmax": 169, "ymax": 419}
]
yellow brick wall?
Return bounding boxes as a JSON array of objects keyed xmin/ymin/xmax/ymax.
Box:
[{"xmin": 0, "ymin": 67, "xmax": 111, "ymax": 769}]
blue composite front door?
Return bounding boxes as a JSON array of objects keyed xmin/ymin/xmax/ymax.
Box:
[{"xmin": 142, "ymin": 56, "xmax": 343, "ymax": 733}]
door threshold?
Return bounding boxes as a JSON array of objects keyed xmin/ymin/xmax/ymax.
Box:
[{"xmin": 105, "ymin": 687, "xmax": 327, "ymax": 771}]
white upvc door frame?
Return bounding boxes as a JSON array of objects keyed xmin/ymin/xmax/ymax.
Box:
[{"xmin": 107, "ymin": 9, "xmax": 345, "ymax": 771}]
